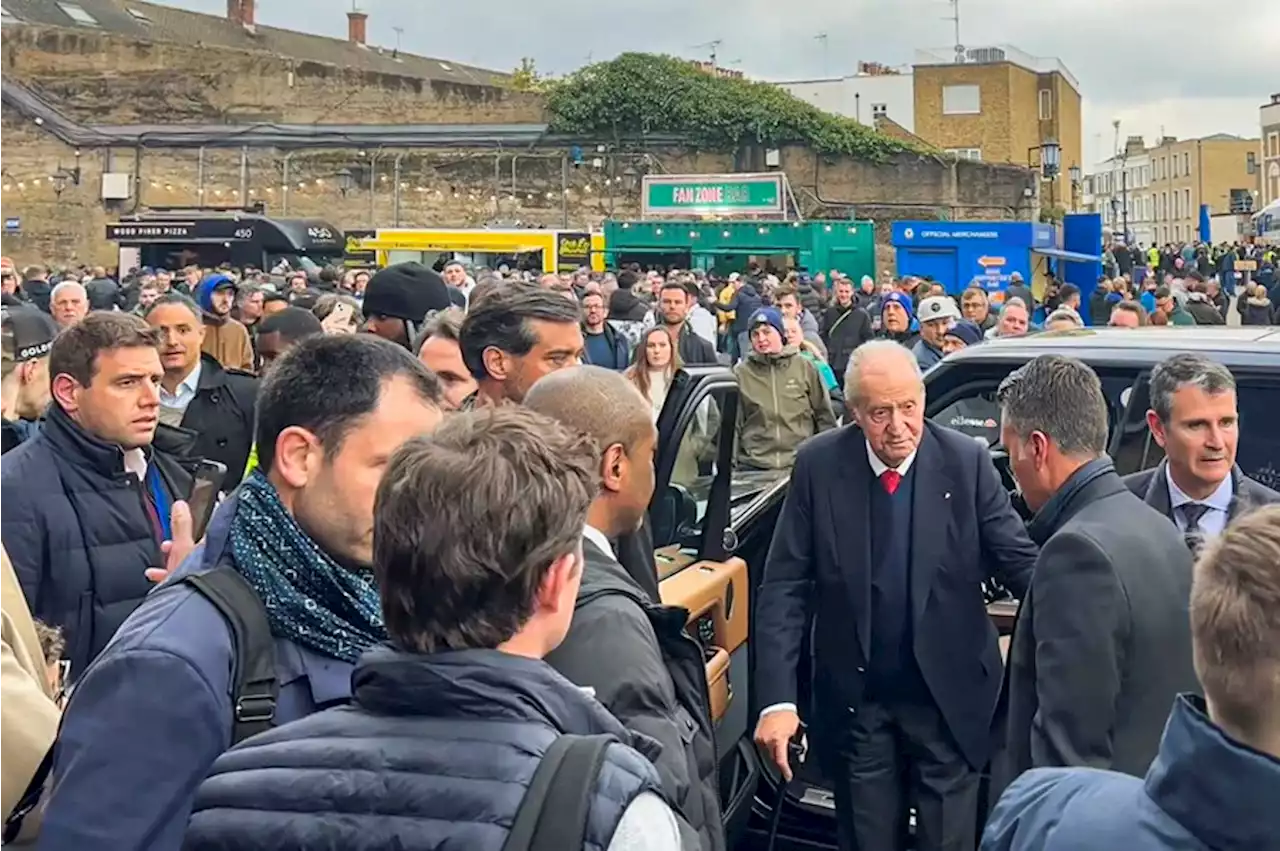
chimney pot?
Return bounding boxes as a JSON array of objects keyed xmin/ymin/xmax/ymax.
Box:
[
  {"xmin": 347, "ymin": 10, "xmax": 368, "ymax": 45},
  {"xmin": 241, "ymin": 0, "xmax": 254, "ymax": 28},
  {"xmin": 226, "ymin": 0, "xmax": 240, "ymax": 24}
]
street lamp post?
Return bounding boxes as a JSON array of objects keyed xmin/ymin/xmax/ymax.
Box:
[{"xmin": 1029, "ymin": 139, "xmax": 1062, "ymax": 213}]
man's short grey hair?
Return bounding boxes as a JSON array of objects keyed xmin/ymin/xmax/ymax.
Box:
[
  {"xmin": 843, "ymin": 339, "xmax": 922, "ymax": 406},
  {"xmin": 51, "ymin": 280, "xmax": 86, "ymax": 301},
  {"xmin": 996, "ymin": 354, "xmax": 1108, "ymax": 458},
  {"xmin": 1002, "ymin": 297, "xmax": 1027, "ymax": 312},
  {"xmin": 1149, "ymin": 354, "xmax": 1236, "ymax": 423},
  {"xmin": 1045, "ymin": 308, "xmax": 1084, "ymax": 329}
]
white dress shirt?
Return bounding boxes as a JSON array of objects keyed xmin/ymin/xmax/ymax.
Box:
[
  {"xmin": 582, "ymin": 524, "xmax": 617, "ymax": 562},
  {"xmin": 759, "ymin": 440, "xmax": 918, "ymax": 719},
  {"xmin": 159, "ymin": 360, "xmax": 202, "ymax": 414},
  {"xmin": 1166, "ymin": 465, "xmax": 1232, "ymax": 539}
]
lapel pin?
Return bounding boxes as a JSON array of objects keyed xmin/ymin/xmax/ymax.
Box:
[{"xmin": 944, "ymin": 492, "xmax": 951, "ymax": 499}]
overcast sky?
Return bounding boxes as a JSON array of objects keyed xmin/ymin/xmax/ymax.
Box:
[{"xmin": 172, "ymin": 0, "xmax": 1278, "ymax": 169}]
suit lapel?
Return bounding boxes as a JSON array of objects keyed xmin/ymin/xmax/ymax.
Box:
[
  {"xmin": 1142, "ymin": 460, "xmax": 1174, "ymax": 519},
  {"xmin": 910, "ymin": 428, "xmax": 957, "ymax": 626},
  {"xmin": 1227, "ymin": 465, "xmax": 1249, "ymax": 521},
  {"xmin": 832, "ymin": 434, "xmax": 873, "ymax": 660}
]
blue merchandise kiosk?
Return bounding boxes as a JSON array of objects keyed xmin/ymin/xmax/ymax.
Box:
[{"xmin": 891, "ymin": 220, "xmax": 1099, "ymax": 302}]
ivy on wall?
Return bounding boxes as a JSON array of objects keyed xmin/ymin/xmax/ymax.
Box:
[{"xmin": 546, "ymin": 53, "xmax": 930, "ymax": 161}]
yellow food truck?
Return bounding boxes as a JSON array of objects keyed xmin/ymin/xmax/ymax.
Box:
[{"xmin": 344, "ymin": 228, "xmax": 605, "ymax": 273}]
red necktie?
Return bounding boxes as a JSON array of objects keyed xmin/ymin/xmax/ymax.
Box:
[{"xmin": 880, "ymin": 470, "xmax": 902, "ymax": 495}]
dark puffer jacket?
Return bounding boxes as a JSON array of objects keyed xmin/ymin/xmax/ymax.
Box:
[
  {"xmin": 184, "ymin": 646, "xmax": 667, "ymax": 851},
  {"xmin": 0, "ymin": 404, "xmax": 195, "ymax": 676}
]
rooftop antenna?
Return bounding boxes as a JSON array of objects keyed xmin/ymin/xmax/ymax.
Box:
[
  {"xmin": 391, "ymin": 26, "xmax": 403, "ymax": 55},
  {"xmin": 815, "ymin": 32, "xmax": 830, "ymax": 76},
  {"xmin": 945, "ymin": 0, "xmax": 964, "ymax": 62}
]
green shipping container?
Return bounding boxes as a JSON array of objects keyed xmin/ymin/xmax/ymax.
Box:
[{"xmin": 601, "ymin": 219, "xmax": 876, "ymax": 282}]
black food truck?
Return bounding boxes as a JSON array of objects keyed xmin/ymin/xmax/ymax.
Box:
[{"xmin": 106, "ymin": 210, "xmax": 345, "ymax": 274}]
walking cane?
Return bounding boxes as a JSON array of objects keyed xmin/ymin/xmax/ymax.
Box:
[{"xmin": 764, "ymin": 727, "xmax": 808, "ymax": 851}]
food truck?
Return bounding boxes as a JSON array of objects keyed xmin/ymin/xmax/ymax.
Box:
[{"xmin": 344, "ymin": 228, "xmax": 606, "ymax": 273}]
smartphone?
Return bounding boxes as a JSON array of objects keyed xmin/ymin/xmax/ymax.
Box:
[{"xmin": 188, "ymin": 460, "xmax": 227, "ymax": 542}]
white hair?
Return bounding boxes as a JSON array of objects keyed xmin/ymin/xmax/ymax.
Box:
[
  {"xmin": 843, "ymin": 339, "xmax": 922, "ymax": 406},
  {"xmin": 50, "ymin": 280, "xmax": 87, "ymax": 301}
]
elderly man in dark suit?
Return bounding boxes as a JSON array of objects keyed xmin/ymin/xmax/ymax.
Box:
[
  {"xmin": 755, "ymin": 340, "xmax": 1037, "ymax": 851},
  {"xmin": 991, "ymin": 355, "xmax": 1199, "ymax": 802},
  {"xmin": 1123, "ymin": 353, "xmax": 1280, "ymax": 550}
]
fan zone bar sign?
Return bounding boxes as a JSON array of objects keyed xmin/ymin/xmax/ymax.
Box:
[{"xmin": 642, "ymin": 173, "xmax": 784, "ymax": 218}]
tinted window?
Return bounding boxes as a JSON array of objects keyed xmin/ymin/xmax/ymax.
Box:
[
  {"xmin": 1237, "ymin": 379, "xmax": 1280, "ymax": 490},
  {"xmin": 931, "ymin": 390, "xmax": 1001, "ymax": 446}
]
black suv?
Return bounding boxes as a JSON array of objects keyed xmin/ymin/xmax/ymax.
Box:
[{"xmin": 647, "ymin": 326, "xmax": 1280, "ymax": 851}]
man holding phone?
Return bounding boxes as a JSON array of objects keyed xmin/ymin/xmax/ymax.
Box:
[{"xmin": 145, "ymin": 294, "xmax": 258, "ymax": 487}]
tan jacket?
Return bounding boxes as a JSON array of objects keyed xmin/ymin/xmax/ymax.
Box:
[
  {"xmin": 1, "ymin": 548, "xmax": 60, "ymax": 838},
  {"xmin": 201, "ymin": 317, "xmax": 255, "ymax": 373}
]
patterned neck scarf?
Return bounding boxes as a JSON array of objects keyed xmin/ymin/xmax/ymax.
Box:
[{"xmin": 229, "ymin": 471, "xmax": 386, "ymax": 663}]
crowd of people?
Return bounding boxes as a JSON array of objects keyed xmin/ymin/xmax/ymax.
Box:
[{"xmin": 0, "ymin": 242, "xmax": 1277, "ymax": 851}]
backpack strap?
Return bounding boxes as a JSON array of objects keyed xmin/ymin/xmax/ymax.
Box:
[
  {"xmin": 501, "ymin": 734, "xmax": 614, "ymax": 851},
  {"xmin": 180, "ymin": 569, "xmax": 279, "ymax": 745}
]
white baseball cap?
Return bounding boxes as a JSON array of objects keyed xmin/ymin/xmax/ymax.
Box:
[{"xmin": 918, "ymin": 296, "xmax": 961, "ymax": 323}]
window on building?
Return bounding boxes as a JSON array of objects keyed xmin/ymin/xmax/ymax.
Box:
[
  {"xmin": 1270, "ymin": 132, "xmax": 1279, "ymax": 158},
  {"xmin": 1183, "ymin": 152, "xmax": 1190, "ymax": 175},
  {"xmin": 1184, "ymin": 188, "xmax": 1192, "ymax": 219},
  {"xmin": 57, "ymin": 2, "xmax": 98, "ymax": 25},
  {"xmin": 1174, "ymin": 225, "xmax": 1181, "ymax": 241},
  {"xmin": 871, "ymin": 103, "xmax": 888, "ymax": 118},
  {"xmin": 1038, "ymin": 89, "xmax": 1052, "ymax": 120},
  {"xmin": 945, "ymin": 148, "xmax": 982, "ymax": 161},
  {"xmin": 1161, "ymin": 191, "xmax": 1168, "ymax": 221},
  {"xmin": 1171, "ymin": 156, "xmax": 1179, "ymax": 179},
  {"xmin": 1247, "ymin": 151, "xmax": 1257, "ymax": 174},
  {"xmin": 126, "ymin": 7, "xmax": 151, "ymax": 22},
  {"xmin": 942, "ymin": 84, "xmax": 981, "ymax": 115}
]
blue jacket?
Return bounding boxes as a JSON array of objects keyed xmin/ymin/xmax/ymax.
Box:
[
  {"xmin": 38, "ymin": 492, "xmax": 355, "ymax": 851},
  {"xmin": 1, "ymin": 404, "xmax": 195, "ymax": 678},
  {"xmin": 184, "ymin": 646, "xmax": 666, "ymax": 851},
  {"xmin": 581, "ymin": 322, "xmax": 632, "ymax": 370},
  {"xmin": 982, "ymin": 695, "xmax": 1280, "ymax": 851}
]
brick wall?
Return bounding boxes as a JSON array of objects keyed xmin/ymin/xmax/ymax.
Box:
[
  {"xmin": 2, "ymin": 27, "xmax": 545, "ymax": 125},
  {"xmin": 0, "ymin": 29, "xmax": 1038, "ymax": 266}
]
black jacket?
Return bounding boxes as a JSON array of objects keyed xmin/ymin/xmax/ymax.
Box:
[
  {"xmin": 819, "ymin": 303, "xmax": 874, "ymax": 384},
  {"xmin": 676, "ymin": 324, "xmax": 718, "ymax": 366},
  {"xmin": 185, "ymin": 646, "xmax": 666, "ymax": 851},
  {"xmin": 582, "ymin": 322, "xmax": 632, "ymax": 371},
  {"xmin": 177, "ymin": 354, "xmax": 258, "ymax": 485},
  {"xmin": 0, "ymin": 404, "xmax": 196, "ymax": 676},
  {"xmin": 991, "ymin": 459, "xmax": 1198, "ymax": 799},
  {"xmin": 1122, "ymin": 460, "xmax": 1280, "ymax": 525},
  {"xmin": 756, "ymin": 423, "xmax": 1037, "ymax": 770},
  {"xmin": 546, "ymin": 538, "xmax": 724, "ymax": 851}
]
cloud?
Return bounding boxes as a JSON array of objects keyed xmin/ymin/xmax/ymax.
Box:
[{"xmin": 164, "ymin": 0, "xmax": 1280, "ymax": 159}]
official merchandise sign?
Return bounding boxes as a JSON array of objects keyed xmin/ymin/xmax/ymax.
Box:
[{"xmin": 642, "ymin": 174, "xmax": 784, "ymax": 218}]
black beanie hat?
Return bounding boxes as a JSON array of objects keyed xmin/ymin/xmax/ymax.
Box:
[{"xmin": 362, "ymin": 262, "xmax": 454, "ymax": 323}]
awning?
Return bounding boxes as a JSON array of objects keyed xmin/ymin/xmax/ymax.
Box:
[{"xmin": 1032, "ymin": 247, "xmax": 1101, "ymax": 263}]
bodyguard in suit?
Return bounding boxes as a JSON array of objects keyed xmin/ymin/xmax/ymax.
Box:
[
  {"xmin": 991, "ymin": 355, "xmax": 1199, "ymax": 800},
  {"xmin": 1123, "ymin": 353, "xmax": 1280, "ymax": 548},
  {"xmin": 755, "ymin": 340, "xmax": 1037, "ymax": 851}
]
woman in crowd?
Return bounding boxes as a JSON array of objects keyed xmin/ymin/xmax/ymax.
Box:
[{"xmin": 626, "ymin": 326, "xmax": 681, "ymax": 421}]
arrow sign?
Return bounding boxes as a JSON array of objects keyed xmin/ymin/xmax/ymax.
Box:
[{"xmin": 977, "ymin": 255, "xmax": 1006, "ymax": 267}]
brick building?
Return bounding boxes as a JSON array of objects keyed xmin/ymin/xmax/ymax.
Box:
[
  {"xmin": 1261, "ymin": 93, "xmax": 1280, "ymax": 208},
  {"xmin": 0, "ymin": 0, "xmax": 1038, "ymax": 265},
  {"xmin": 911, "ymin": 45, "xmax": 1082, "ymax": 214},
  {"xmin": 1142, "ymin": 134, "xmax": 1260, "ymax": 246}
]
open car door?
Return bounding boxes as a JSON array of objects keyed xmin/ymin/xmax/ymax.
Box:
[{"xmin": 651, "ymin": 365, "xmax": 760, "ymax": 846}]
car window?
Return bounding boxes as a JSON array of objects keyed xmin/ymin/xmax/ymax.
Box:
[
  {"xmin": 652, "ymin": 387, "xmax": 733, "ymax": 551},
  {"xmin": 931, "ymin": 390, "xmax": 1001, "ymax": 446},
  {"xmin": 1237, "ymin": 379, "xmax": 1280, "ymax": 490}
]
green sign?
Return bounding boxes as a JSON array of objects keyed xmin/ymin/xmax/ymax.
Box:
[{"xmin": 642, "ymin": 174, "xmax": 784, "ymax": 217}]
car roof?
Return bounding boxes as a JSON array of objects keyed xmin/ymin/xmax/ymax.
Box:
[{"xmin": 943, "ymin": 327, "xmax": 1280, "ymax": 369}]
